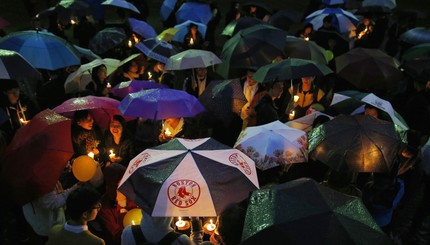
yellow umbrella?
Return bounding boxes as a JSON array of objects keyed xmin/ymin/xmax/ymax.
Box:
[{"xmin": 157, "ymin": 28, "xmax": 179, "ymax": 42}]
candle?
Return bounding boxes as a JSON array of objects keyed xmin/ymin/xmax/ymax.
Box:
[
  {"xmin": 19, "ymin": 118, "xmax": 25, "ymax": 123},
  {"xmin": 289, "ymin": 110, "xmax": 295, "ymax": 120},
  {"xmin": 176, "ymin": 217, "xmax": 185, "ymax": 228},
  {"xmin": 206, "ymin": 219, "xmax": 216, "ymax": 231},
  {"xmin": 190, "ymin": 38, "xmax": 194, "ymax": 45},
  {"xmin": 88, "ymin": 151, "xmax": 95, "ymax": 159},
  {"xmin": 106, "ymin": 82, "xmax": 111, "ymax": 88},
  {"xmin": 109, "ymin": 150, "xmax": 116, "ymax": 159},
  {"xmin": 70, "ymin": 19, "xmax": 76, "ymax": 25},
  {"xmin": 165, "ymin": 128, "xmax": 172, "ymax": 137},
  {"xmin": 293, "ymin": 95, "xmax": 299, "ymax": 103},
  {"xmin": 304, "ymin": 37, "xmax": 309, "ymax": 41},
  {"xmin": 131, "ymin": 220, "xmax": 135, "ymax": 225},
  {"xmin": 128, "ymin": 40, "xmax": 133, "ymax": 48},
  {"xmin": 148, "ymin": 72, "xmax": 152, "ymax": 80}
]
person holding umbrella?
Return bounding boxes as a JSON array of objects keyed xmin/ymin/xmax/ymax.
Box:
[
  {"xmin": 254, "ymin": 80, "xmax": 285, "ymax": 126},
  {"xmin": 288, "ymin": 76, "xmax": 326, "ymax": 119}
]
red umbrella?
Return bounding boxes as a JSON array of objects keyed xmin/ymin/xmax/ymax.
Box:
[
  {"xmin": 53, "ymin": 95, "xmax": 125, "ymax": 129},
  {"xmin": 1, "ymin": 109, "xmax": 73, "ymax": 205}
]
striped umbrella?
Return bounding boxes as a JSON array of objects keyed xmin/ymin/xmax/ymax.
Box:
[{"xmin": 305, "ymin": 8, "xmax": 359, "ymax": 33}]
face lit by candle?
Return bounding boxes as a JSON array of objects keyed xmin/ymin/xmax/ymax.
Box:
[
  {"xmin": 88, "ymin": 151, "xmax": 95, "ymax": 159},
  {"xmin": 207, "ymin": 219, "xmax": 216, "ymax": 231},
  {"xmin": 176, "ymin": 217, "xmax": 185, "ymax": 228},
  {"xmin": 293, "ymin": 95, "xmax": 299, "ymax": 103}
]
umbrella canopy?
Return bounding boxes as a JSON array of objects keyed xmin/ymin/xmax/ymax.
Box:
[
  {"xmin": 53, "ymin": 95, "xmax": 123, "ymax": 129},
  {"xmin": 234, "ymin": 121, "xmax": 308, "ymax": 170},
  {"xmin": 164, "ymin": 49, "xmax": 222, "ymax": 70},
  {"xmin": 118, "ymin": 137, "xmax": 259, "ymax": 216},
  {"xmin": 0, "ymin": 49, "xmax": 40, "ymax": 79},
  {"xmin": 1, "ymin": 109, "xmax": 73, "ymax": 205},
  {"xmin": 399, "ymin": 27, "xmax": 430, "ymax": 46},
  {"xmin": 355, "ymin": 5, "xmax": 392, "ymax": 15},
  {"xmin": 198, "ymin": 79, "xmax": 247, "ymax": 127},
  {"xmin": 221, "ymin": 17, "xmax": 266, "ymax": 37},
  {"xmin": 322, "ymin": 0, "xmax": 349, "ymax": 5},
  {"xmin": 73, "ymin": 44, "xmax": 102, "ymax": 61},
  {"xmin": 362, "ymin": 0, "xmax": 396, "ymax": 10},
  {"xmin": 335, "ymin": 48, "xmax": 403, "ymax": 94},
  {"xmin": 305, "ymin": 8, "xmax": 359, "ymax": 33},
  {"xmin": 217, "ymin": 24, "xmax": 287, "ymax": 78},
  {"xmin": 101, "ymin": 0, "xmax": 140, "ymax": 13},
  {"xmin": 172, "ymin": 20, "xmax": 207, "ymax": 43},
  {"xmin": 157, "ymin": 28, "xmax": 180, "ymax": 42},
  {"xmin": 284, "ymin": 37, "xmax": 330, "ymax": 64},
  {"xmin": 269, "ymin": 9, "xmax": 302, "ymax": 31},
  {"xmin": 89, "ymin": 27, "xmax": 127, "ymax": 55},
  {"xmin": 110, "ymin": 79, "xmax": 167, "ymax": 98},
  {"xmin": 0, "ymin": 30, "xmax": 80, "ymax": 70},
  {"xmin": 118, "ymin": 88, "xmax": 205, "ymax": 120},
  {"xmin": 135, "ymin": 38, "xmax": 179, "ymax": 64},
  {"xmin": 160, "ymin": 0, "xmax": 177, "ymax": 21},
  {"xmin": 175, "ymin": 2, "xmax": 212, "ymax": 25},
  {"xmin": 308, "ymin": 114, "xmax": 402, "ymax": 173},
  {"xmin": 401, "ymin": 57, "xmax": 430, "ymax": 83},
  {"xmin": 241, "ymin": 178, "xmax": 391, "ymax": 245},
  {"xmin": 311, "ymin": 30, "xmax": 350, "ymax": 56},
  {"xmin": 286, "ymin": 111, "xmax": 333, "ymax": 132},
  {"xmin": 36, "ymin": 0, "xmax": 92, "ymax": 22},
  {"xmin": 128, "ymin": 18, "xmax": 157, "ymax": 39},
  {"xmin": 402, "ymin": 43, "xmax": 430, "ymax": 61},
  {"xmin": 252, "ymin": 58, "xmax": 333, "ymax": 83}
]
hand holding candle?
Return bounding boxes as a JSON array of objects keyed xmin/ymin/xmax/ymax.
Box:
[
  {"xmin": 176, "ymin": 217, "xmax": 185, "ymax": 228},
  {"xmin": 293, "ymin": 95, "xmax": 299, "ymax": 103},
  {"xmin": 289, "ymin": 110, "xmax": 295, "ymax": 120},
  {"xmin": 148, "ymin": 72, "xmax": 152, "ymax": 80},
  {"xmin": 109, "ymin": 149, "xmax": 116, "ymax": 159},
  {"xmin": 165, "ymin": 128, "xmax": 172, "ymax": 137},
  {"xmin": 190, "ymin": 38, "xmax": 194, "ymax": 45},
  {"xmin": 206, "ymin": 219, "xmax": 216, "ymax": 231},
  {"xmin": 106, "ymin": 82, "xmax": 111, "ymax": 89}
]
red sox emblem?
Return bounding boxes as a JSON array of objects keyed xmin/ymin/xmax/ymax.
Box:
[
  {"xmin": 229, "ymin": 153, "xmax": 252, "ymax": 175},
  {"xmin": 168, "ymin": 179, "xmax": 200, "ymax": 208},
  {"xmin": 128, "ymin": 152, "xmax": 151, "ymax": 174}
]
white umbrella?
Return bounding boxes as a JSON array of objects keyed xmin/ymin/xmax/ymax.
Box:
[
  {"xmin": 164, "ymin": 49, "xmax": 222, "ymax": 70},
  {"xmin": 305, "ymin": 8, "xmax": 359, "ymax": 33},
  {"xmin": 286, "ymin": 111, "xmax": 334, "ymax": 132},
  {"xmin": 234, "ymin": 120, "xmax": 308, "ymax": 170}
]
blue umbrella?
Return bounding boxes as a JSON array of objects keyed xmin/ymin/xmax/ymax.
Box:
[
  {"xmin": 118, "ymin": 88, "xmax": 205, "ymax": 120},
  {"xmin": 172, "ymin": 20, "xmax": 207, "ymax": 43},
  {"xmin": 128, "ymin": 18, "xmax": 157, "ymax": 39},
  {"xmin": 160, "ymin": 0, "xmax": 177, "ymax": 22},
  {"xmin": 101, "ymin": 0, "xmax": 140, "ymax": 14},
  {"xmin": 322, "ymin": 0, "xmax": 349, "ymax": 5},
  {"xmin": 135, "ymin": 38, "xmax": 179, "ymax": 63},
  {"xmin": 305, "ymin": 8, "xmax": 359, "ymax": 33},
  {"xmin": 0, "ymin": 49, "xmax": 40, "ymax": 79},
  {"xmin": 175, "ymin": 2, "xmax": 212, "ymax": 25},
  {"xmin": 0, "ymin": 30, "xmax": 80, "ymax": 70}
]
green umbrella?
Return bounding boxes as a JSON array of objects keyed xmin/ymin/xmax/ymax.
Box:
[{"xmin": 402, "ymin": 43, "xmax": 430, "ymax": 61}]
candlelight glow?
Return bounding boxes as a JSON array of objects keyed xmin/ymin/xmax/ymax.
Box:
[
  {"xmin": 176, "ymin": 217, "xmax": 185, "ymax": 228},
  {"xmin": 165, "ymin": 128, "xmax": 172, "ymax": 136},
  {"xmin": 289, "ymin": 110, "xmax": 295, "ymax": 120},
  {"xmin": 109, "ymin": 149, "xmax": 115, "ymax": 158},
  {"xmin": 148, "ymin": 72, "xmax": 152, "ymax": 80},
  {"xmin": 293, "ymin": 95, "xmax": 299, "ymax": 103},
  {"xmin": 207, "ymin": 219, "xmax": 216, "ymax": 231},
  {"xmin": 106, "ymin": 82, "xmax": 111, "ymax": 89},
  {"xmin": 128, "ymin": 40, "xmax": 133, "ymax": 48},
  {"xmin": 88, "ymin": 151, "xmax": 95, "ymax": 159},
  {"xmin": 190, "ymin": 38, "xmax": 194, "ymax": 45}
]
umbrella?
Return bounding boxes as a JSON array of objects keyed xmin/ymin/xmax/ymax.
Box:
[
  {"xmin": 399, "ymin": 27, "xmax": 430, "ymax": 46},
  {"xmin": 286, "ymin": 111, "xmax": 333, "ymax": 132},
  {"xmin": 322, "ymin": 0, "xmax": 348, "ymax": 5},
  {"xmin": 118, "ymin": 137, "xmax": 259, "ymax": 216},
  {"xmin": 242, "ymin": 1, "xmax": 273, "ymax": 15},
  {"xmin": 305, "ymin": 8, "xmax": 359, "ymax": 33},
  {"xmin": 198, "ymin": 79, "xmax": 248, "ymax": 126},
  {"xmin": 0, "ymin": 30, "xmax": 80, "ymax": 70},
  {"xmin": 252, "ymin": 58, "xmax": 333, "ymax": 84},
  {"xmin": 284, "ymin": 37, "xmax": 330, "ymax": 64},
  {"xmin": 58, "ymin": 0, "xmax": 92, "ymax": 17},
  {"xmin": 160, "ymin": 0, "xmax": 177, "ymax": 22},
  {"xmin": 128, "ymin": 18, "xmax": 157, "ymax": 39},
  {"xmin": 402, "ymin": 43, "xmax": 430, "ymax": 61},
  {"xmin": 164, "ymin": 49, "xmax": 222, "ymax": 70},
  {"xmin": 1, "ymin": 109, "xmax": 73, "ymax": 205},
  {"xmin": 73, "ymin": 44, "xmax": 102, "ymax": 61},
  {"xmin": 53, "ymin": 95, "xmax": 123, "ymax": 129},
  {"xmin": 217, "ymin": 24, "xmax": 287, "ymax": 78},
  {"xmin": 221, "ymin": 17, "xmax": 266, "ymax": 37},
  {"xmin": 64, "ymin": 58, "xmax": 120, "ymax": 86},
  {"xmin": 401, "ymin": 57, "xmax": 430, "ymax": 83},
  {"xmin": 101, "ymin": 0, "xmax": 140, "ymax": 14},
  {"xmin": 241, "ymin": 178, "xmax": 391, "ymax": 245},
  {"xmin": 355, "ymin": 5, "xmax": 392, "ymax": 15},
  {"xmin": 362, "ymin": 0, "xmax": 397, "ymax": 10},
  {"xmin": 311, "ymin": 30, "xmax": 350, "ymax": 56},
  {"xmin": 0, "ymin": 49, "xmax": 40, "ymax": 79},
  {"xmin": 336, "ymin": 48, "xmax": 403, "ymax": 93},
  {"xmin": 308, "ymin": 114, "xmax": 402, "ymax": 173},
  {"xmin": 175, "ymin": 2, "xmax": 212, "ymax": 25},
  {"xmin": 172, "ymin": 20, "xmax": 207, "ymax": 43},
  {"xmin": 135, "ymin": 38, "xmax": 179, "ymax": 64},
  {"xmin": 157, "ymin": 28, "xmax": 180, "ymax": 42},
  {"xmin": 234, "ymin": 120, "xmax": 308, "ymax": 170},
  {"xmin": 118, "ymin": 88, "xmax": 205, "ymax": 120},
  {"xmin": 110, "ymin": 79, "xmax": 167, "ymax": 98},
  {"xmin": 89, "ymin": 27, "xmax": 127, "ymax": 55},
  {"xmin": 269, "ymin": 10, "xmax": 302, "ymax": 31}
]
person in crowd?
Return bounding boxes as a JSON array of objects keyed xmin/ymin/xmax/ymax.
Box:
[
  {"xmin": 104, "ymin": 115, "xmax": 136, "ymax": 168},
  {"xmin": 354, "ymin": 17, "xmax": 374, "ymax": 47},
  {"xmin": 254, "ymin": 80, "xmax": 284, "ymax": 126},
  {"xmin": 141, "ymin": 60, "xmax": 166, "ymax": 83},
  {"xmin": 97, "ymin": 164, "xmax": 137, "ymax": 244},
  {"xmin": 158, "ymin": 117, "xmax": 197, "ymax": 143},
  {"xmin": 215, "ymin": 203, "xmax": 247, "ymax": 245},
  {"xmin": 46, "ymin": 186, "xmax": 105, "ymax": 245},
  {"xmin": 183, "ymin": 67, "xmax": 219, "ymax": 98},
  {"xmin": 183, "ymin": 23, "xmax": 205, "ymax": 50},
  {"xmin": 364, "ymin": 104, "xmax": 382, "ymax": 119},
  {"xmin": 120, "ymin": 60, "xmax": 140, "ymax": 82},
  {"xmin": 318, "ymin": 15, "xmax": 337, "ymax": 32},
  {"xmin": 296, "ymin": 23, "xmax": 314, "ymax": 40},
  {"xmin": 224, "ymin": 1, "xmax": 242, "ymax": 26},
  {"xmin": 240, "ymin": 69, "xmax": 264, "ymax": 128},
  {"xmin": 86, "ymin": 64, "xmax": 111, "ymax": 97},
  {"xmin": 288, "ymin": 76, "xmax": 326, "ymax": 119}
]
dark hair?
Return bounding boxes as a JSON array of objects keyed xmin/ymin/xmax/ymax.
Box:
[
  {"xmin": 67, "ymin": 186, "xmax": 101, "ymax": 220},
  {"xmin": 189, "ymin": 23, "xmax": 198, "ymax": 29},
  {"xmin": 364, "ymin": 104, "xmax": 382, "ymax": 117},
  {"xmin": 323, "ymin": 15, "xmax": 333, "ymax": 23},
  {"xmin": 91, "ymin": 64, "xmax": 107, "ymax": 84},
  {"xmin": 304, "ymin": 23, "xmax": 314, "ymax": 30},
  {"xmin": 72, "ymin": 109, "xmax": 91, "ymax": 124},
  {"xmin": 110, "ymin": 114, "xmax": 130, "ymax": 140},
  {"xmin": 312, "ymin": 115, "xmax": 330, "ymax": 128}
]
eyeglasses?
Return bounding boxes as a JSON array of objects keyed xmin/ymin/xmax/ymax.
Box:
[{"xmin": 92, "ymin": 203, "xmax": 102, "ymax": 210}]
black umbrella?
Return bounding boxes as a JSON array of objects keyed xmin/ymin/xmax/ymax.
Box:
[
  {"xmin": 221, "ymin": 17, "xmax": 266, "ymax": 37},
  {"xmin": 308, "ymin": 114, "xmax": 403, "ymax": 173},
  {"xmin": 402, "ymin": 43, "xmax": 430, "ymax": 61},
  {"xmin": 269, "ymin": 9, "xmax": 302, "ymax": 31},
  {"xmin": 284, "ymin": 37, "xmax": 329, "ymax": 64},
  {"xmin": 311, "ymin": 30, "xmax": 350, "ymax": 56},
  {"xmin": 89, "ymin": 27, "xmax": 127, "ymax": 55},
  {"xmin": 401, "ymin": 57, "xmax": 430, "ymax": 83},
  {"xmin": 355, "ymin": 5, "xmax": 392, "ymax": 16},
  {"xmin": 241, "ymin": 178, "xmax": 391, "ymax": 245},
  {"xmin": 0, "ymin": 49, "xmax": 40, "ymax": 79}
]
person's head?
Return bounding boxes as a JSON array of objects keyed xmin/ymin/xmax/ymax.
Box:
[
  {"xmin": 312, "ymin": 115, "xmax": 330, "ymax": 128},
  {"xmin": 67, "ymin": 186, "xmax": 102, "ymax": 222},
  {"xmin": 2, "ymin": 79, "xmax": 20, "ymax": 105},
  {"xmin": 250, "ymin": 5, "xmax": 257, "ymax": 14},
  {"xmin": 246, "ymin": 70, "xmax": 257, "ymax": 86},
  {"xmin": 124, "ymin": 60, "xmax": 139, "ymax": 74},
  {"xmin": 364, "ymin": 104, "xmax": 380, "ymax": 119},
  {"xmin": 217, "ymin": 203, "xmax": 247, "ymax": 245},
  {"xmin": 301, "ymin": 76, "xmax": 315, "ymax": 88},
  {"xmin": 92, "ymin": 64, "xmax": 107, "ymax": 83},
  {"xmin": 323, "ymin": 15, "xmax": 333, "ymax": 28},
  {"xmin": 196, "ymin": 67, "xmax": 208, "ymax": 78},
  {"xmin": 73, "ymin": 110, "xmax": 94, "ymax": 130},
  {"xmin": 165, "ymin": 117, "xmax": 181, "ymax": 126},
  {"xmin": 267, "ymin": 80, "xmax": 284, "ymax": 99},
  {"xmin": 363, "ymin": 17, "xmax": 371, "ymax": 26},
  {"xmin": 189, "ymin": 23, "xmax": 198, "ymax": 35},
  {"xmin": 304, "ymin": 23, "xmax": 313, "ymax": 35},
  {"xmin": 155, "ymin": 61, "xmax": 165, "ymax": 73},
  {"xmin": 109, "ymin": 114, "xmax": 127, "ymax": 139}
]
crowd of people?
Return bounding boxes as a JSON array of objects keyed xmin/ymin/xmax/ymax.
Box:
[{"xmin": 0, "ymin": 0, "xmax": 430, "ymax": 244}]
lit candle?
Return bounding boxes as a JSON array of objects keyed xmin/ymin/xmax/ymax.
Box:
[
  {"xmin": 207, "ymin": 219, "xmax": 216, "ymax": 231},
  {"xmin": 19, "ymin": 118, "xmax": 25, "ymax": 123},
  {"xmin": 88, "ymin": 151, "xmax": 95, "ymax": 159},
  {"xmin": 148, "ymin": 72, "xmax": 152, "ymax": 80},
  {"xmin": 106, "ymin": 82, "xmax": 111, "ymax": 88},
  {"xmin": 304, "ymin": 37, "xmax": 309, "ymax": 41},
  {"xmin": 109, "ymin": 150, "xmax": 116, "ymax": 159},
  {"xmin": 70, "ymin": 19, "xmax": 76, "ymax": 25},
  {"xmin": 190, "ymin": 38, "xmax": 194, "ymax": 45},
  {"xmin": 293, "ymin": 95, "xmax": 299, "ymax": 103},
  {"xmin": 131, "ymin": 220, "xmax": 135, "ymax": 225},
  {"xmin": 128, "ymin": 40, "xmax": 133, "ymax": 48},
  {"xmin": 289, "ymin": 110, "xmax": 295, "ymax": 120},
  {"xmin": 176, "ymin": 217, "xmax": 185, "ymax": 228},
  {"xmin": 165, "ymin": 128, "xmax": 172, "ymax": 137}
]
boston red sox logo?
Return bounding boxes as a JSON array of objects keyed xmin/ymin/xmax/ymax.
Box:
[
  {"xmin": 128, "ymin": 152, "xmax": 151, "ymax": 174},
  {"xmin": 229, "ymin": 153, "xmax": 252, "ymax": 175},
  {"xmin": 168, "ymin": 179, "xmax": 200, "ymax": 208}
]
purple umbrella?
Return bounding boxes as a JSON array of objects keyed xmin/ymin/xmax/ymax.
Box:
[
  {"xmin": 118, "ymin": 88, "xmax": 205, "ymax": 120},
  {"xmin": 110, "ymin": 80, "xmax": 167, "ymax": 98},
  {"xmin": 128, "ymin": 18, "xmax": 157, "ymax": 39}
]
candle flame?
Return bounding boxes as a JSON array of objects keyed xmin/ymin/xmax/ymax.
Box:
[{"xmin": 190, "ymin": 38, "xmax": 194, "ymax": 45}]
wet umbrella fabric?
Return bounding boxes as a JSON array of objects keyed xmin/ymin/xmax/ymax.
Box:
[
  {"xmin": 308, "ymin": 114, "xmax": 402, "ymax": 173},
  {"xmin": 241, "ymin": 178, "xmax": 391, "ymax": 245},
  {"xmin": 135, "ymin": 38, "xmax": 179, "ymax": 64},
  {"xmin": 0, "ymin": 49, "xmax": 40, "ymax": 79},
  {"xmin": 160, "ymin": 0, "xmax": 177, "ymax": 22},
  {"xmin": 1, "ymin": 110, "xmax": 73, "ymax": 205},
  {"xmin": 128, "ymin": 18, "xmax": 157, "ymax": 39},
  {"xmin": 284, "ymin": 37, "xmax": 330, "ymax": 64},
  {"xmin": 322, "ymin": 0, "xmax": 348, "ymax": 5},
  {"xmin": 269, "ymin": 10, "xmax": 302, "ymax": 31},
  {"xmin": 362, "ymin": 0, "xmax": 396, "ymax": 9},
  {"xmin": 118, "ymin": 88, "xmax": 205, "ymax": 120},
  {"xmin": 73, "ymin": 45, "xmax": 102, "ymax": 61},
  {"xmin": 0, "ymin": 30, "xmax": 80, "ymax": 70},
  {"xmin": 401, "ymin": 58, "xmax": 430, "ymax": 83},
  {"xmin": 399, "ymin": 27, "xmax": 430, "ymax": 46},
  {"xmin": 118, "ymin": 137, "xmax": 259, "ymax": 217},
  {"xmin": 110, "ymin": 80, "xmax": 166, "ymax": 98},
  {"xmin": 101, "ymin": 0, "xmax": 140, "ymax": 13},
  {"xmin": 221, "ymin": 17, "xmax": 266, "ymax": 37},
  {"xmin": 175, "ymin": 2, "xmax": 212, "ymax": 25},
  {"xmin": 305, "ymin": 8, "xmax": 359, "ymax": 33},
  {"xmin": 402, "ymin": 43, "xmax": 430, "ymax": 61},
  {"xmin": 311, "ymin": 30, "xmax": 350, "ymax": 56},
  {"xmin": 89, "ymin": 27, "xmax": 127, "ymax": 55},
  {"xmin": 164, "ymin": 49, "xmax": 222, "ymax": 70},
  {"xmin": 286, "ymin": 111, "xmax": 334, "ymax": 132}
]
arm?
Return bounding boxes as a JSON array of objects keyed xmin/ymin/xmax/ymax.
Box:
[{"xmin": 40, "ymin": 183, "xmax": 79, "ymax": 210}]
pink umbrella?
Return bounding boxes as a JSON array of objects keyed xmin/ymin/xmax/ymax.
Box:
[{"xmin": 53, "ymin": 96, "xmax": 125, "ymax": 129}]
